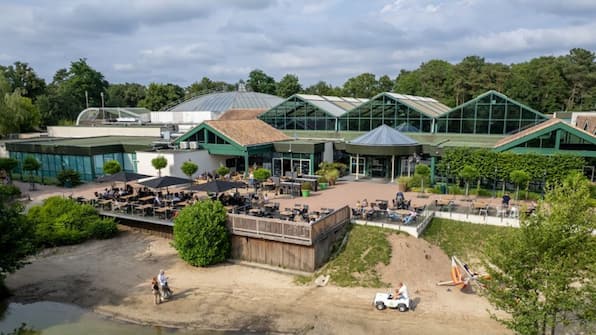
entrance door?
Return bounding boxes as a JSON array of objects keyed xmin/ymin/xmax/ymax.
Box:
[
  {"xmin": 370, "ymin": 157, "xmax": 387, "ymax": 178},
  {"xmin": 350, "ymin": 156, "xmax": 366, "ymax": 177}
]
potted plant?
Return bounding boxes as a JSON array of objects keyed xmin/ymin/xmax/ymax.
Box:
[
  {"xmin": 325, "ymin": 168, "xmax": 340, "ymax": 186},
  {"xmin": 396, "ymin": 176, "xmax": 410, "ymax": 192},
  {"xmin": 317, "ymin": 175, "xmax": 328, "ymax": 190},
  {"xmin": 301, "ymin": 181, "xmax": 312, "ymax": 197}
]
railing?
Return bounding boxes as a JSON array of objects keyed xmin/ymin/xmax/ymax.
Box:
[{"xmin": 226, "ymin": 205, "xmax": 351, "ymax": 246}]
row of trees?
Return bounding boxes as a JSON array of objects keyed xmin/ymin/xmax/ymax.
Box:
[{"xmin": 1, "ymin": 48, "xmax": 593, "ymax": 136}]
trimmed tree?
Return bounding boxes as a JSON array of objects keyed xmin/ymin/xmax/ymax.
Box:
[
  {"xmin": 0, "ymin": 158, "xmax": 18, "ymax": 184},
  {"xmin": 216, "ymin": 166, "xmax": 230, "ymax": 178},
  {"xmin": 510, "ymin": 170, "xmax": 530, "ymax": 200},
  {"xmin": 415, "ymin": 164, "xmax": 431, "ymax": 194},
  {"xmin": 253, "ymin": 168, "xmax": 271, "ymax": 182},
  {"xmin": 22, "ymin": 156, "xmax": 41, "ymax": 190},
  {"xmin": 173, "ymin": 199, "xmax": 230, "ymax": 267},
  {"xmin": 459, "ymin": 165, "xmax": 479, "ymax": 197},
  {"xmin": 102, "ymin": 160, "xmax": 121, "ymax": 175},
  {"xmin": 482, "ymin": 172, "xmax": 596, "ymax": 335},
  {"xmin": 151, "ymin": 156, "xmax": 168, "ymax": 177},
  {"xmin": 180, "ymin": 161, "xmax": 198, "ymax": 186}
]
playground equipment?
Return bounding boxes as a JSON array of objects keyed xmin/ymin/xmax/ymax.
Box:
[{"xmin": 437, "ymin": 256, "xmax": 490, "ymax": 290}]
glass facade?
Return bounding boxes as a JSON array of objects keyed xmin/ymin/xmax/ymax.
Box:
[
  {"xmin": 339, "ymin": 95, "xmax": 434, "ymax": 132},
  {"xmin": 435, "ymin": 92, "xmax": 547, "ymax": 135},
  {"xmin": 259, "ymin": 96, "xmax": 338, "ymax": 131},
  {"xmin": 9, "ymin": 151, "xmax": 136, "ymax": 182}
]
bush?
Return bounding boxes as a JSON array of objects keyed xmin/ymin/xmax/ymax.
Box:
[
  {"xmin": 0, "ymin": 184, "xmax": 21, "ymax": 200},
  {"xmin": 301, "ymin": 181, "xmax": 312, "ymax": 191},
  {"xmin": 56, "ymin": 169, "xmax": 81, "ymax": 187},
  {"xmin": 253, "ymin": 168, "xmax": 271, "ymax": 181},
  {"xmin": 317, "ymin": 175, "xmax": 328, "ymax": 183},
  {"xmin": 173, "ymin": 200, "xmax": 230, "ymax": 267},
  {"xmin": 215, "ymin": 166, "xmax": 230, "ymax": 177},
  {"xmin": 27, "ymin": 196, "xmax": 117, "ymax": 247}
]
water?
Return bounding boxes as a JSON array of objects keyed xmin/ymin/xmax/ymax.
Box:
[{"xmin": 0, "ymin": 301, "xmax": 252, "ymax": 335}]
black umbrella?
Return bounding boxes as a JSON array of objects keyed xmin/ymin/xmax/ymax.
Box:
[
  {"xmin": 97, "ymin": 171, "xmax": 152, "ymax": 183},
  {"xmin": 187, "ymin": 180, "xmax": 246, "ymax": 193},
  {"xmin": 138, "ymin": 176, "xmax": 192, "ymax": 189}
]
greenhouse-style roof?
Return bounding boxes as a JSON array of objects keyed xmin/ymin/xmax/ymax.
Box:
[
  {"xmin": 350, "ymin": 124, "xmax": 418, "ymax": 146},
  {"xmin": 168, "ymin": 91, "xmax": 283, "ymax": 113},
  {"xmin": 290, "ymin": 94, "xmax": 368, "ymax": 117},
  {"xmin": 384, "ymin": 93, "xmax": 451, "ymax": 118},
  {"xmin": 76, "ymin": 107, "xmax": 152, "ymax": 125}
]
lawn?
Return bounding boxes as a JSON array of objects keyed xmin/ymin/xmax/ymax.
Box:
[
  {"xmin": 421, "ymin": 218, "xmax": 512, "ymax": 263},
  {"xmin": 296, "ymin": 224, "xmax": 394, "ymax": 287}
]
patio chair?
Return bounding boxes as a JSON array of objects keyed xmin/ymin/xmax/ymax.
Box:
[{"xmin": 478, "ymin": 205, "xmax": 489, "ymax": 216}]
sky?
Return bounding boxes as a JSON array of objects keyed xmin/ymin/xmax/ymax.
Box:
[{"xmin": 1, "ymin": 0, "xmax": 595, "ymax": 87}]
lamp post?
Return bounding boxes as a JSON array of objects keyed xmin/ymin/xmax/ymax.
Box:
[
  {"xmin": 446, "ymin": 163, "xmax": 450, "ymax": 195},
  {"xmin": 100, "ymin": 92, "xmax": 105, "ymax": 121},
  {"xmin": 493, "ymin": 166, "xmax": 498, "ymax": 198},
  {"xmin": 541, "ymin": 170, "xmax": 547, "ymax": 199}
]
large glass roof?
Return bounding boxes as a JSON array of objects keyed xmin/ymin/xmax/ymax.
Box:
[
  {"xmin": 76, "ymin": 107, "xmax": 152, "ymax": 125},
  {"xmin": 168, "ymin": 91, "xmax": 283, "ymax": 113},
  {"xmin": 294, "ymin": 94, "xmax": 368, "ymax": 117}
]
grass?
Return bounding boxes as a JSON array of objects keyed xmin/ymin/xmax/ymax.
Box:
[
  {"xmin": 296, "ymin": 224, "xmax": 394, "ymax": 288},
  {"xmin": 421, "ymin": 218, "xmax": 512, "ymax": 263}
]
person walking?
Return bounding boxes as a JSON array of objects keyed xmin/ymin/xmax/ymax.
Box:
[
  {"xmin": 151, "ymin": 277, "xmax": 160, "ymax": 305},
  {"xmin": 157, "ymin": 269, "xmax": 173, "ymax": 301}
]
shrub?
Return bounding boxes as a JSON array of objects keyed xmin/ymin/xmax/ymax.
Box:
[
  {"xmin": 215, "ymin": 166, "xmax": 230, "ymax": 177},
  {"xmin": 173, "ymin": 200, "xmax": 230, "ymax": 267},
  {"xmin": 56, "ymin": 169, "xmax": 81, "ymax": 187},
  {"xmin": 103, "ymin": 160, "xmax": 121, "ymax": 175},
  {"xmin": 317, "ymin": 175, "xmax": 328, "ymax": 183},
  {"xmin": 301, "ymin": 181, "xmax": 312, "ymax": 191},
  {"xmin": 253, "ymin": 168, "xmax": 271, "ymax": 181},
  {"xmin": 0, "ymin": 184, "xmax": 21, "ymax": 200},
  {"xmin": 27, "ymin": 196, "xmax": 117, "ymax": 247}
]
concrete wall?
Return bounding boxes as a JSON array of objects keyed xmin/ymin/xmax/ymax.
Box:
[
  {"xmin": 150, "ymin": 111, "xmax": 214, "ymax": 124},
  {"xmin": 135, "ymin": 150, "xmax": 231, "ymax": 178},
  {"xmin": 48, "ymin": 126, "xmax": 162, "ymax": 138},
  {"xmin": 323, "ymin": 142, "xmax": 334, "ymax": 162}
]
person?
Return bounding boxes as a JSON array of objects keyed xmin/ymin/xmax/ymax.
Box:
[
  {"xmin": 157, "ymin": 269, "xmax": 172, "ymax": 300},
  {"xmin": 361, "ymin": 198, "xmax": 368, "ymax": 209},
  {"xmin": 248, "ymin": 171, "xmax": 255, "ymax": 187},
  {"xmin": 151, "ymin": 277, "xmax": 161, "ymax": 305},
  {"xmin": 263, "ymin": 193, "xmax": 269, "ymax": 204},
  {"xmin": 502, "ymin": 193, "xmax": 511, "ymax": 207},
  {"xmin": 395, "ymin": 282, "xmax": 409, "ymax": 301}
]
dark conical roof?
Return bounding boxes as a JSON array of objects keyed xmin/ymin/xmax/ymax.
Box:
[{"xmin": 350, "ymin": 124, "xmax": 418, "ymax": 146}]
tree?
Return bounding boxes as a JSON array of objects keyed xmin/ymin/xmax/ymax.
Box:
[
  {"xmin": 482, "ymin": 173, "xmax": 596, "ymax": 335},
  {"xmin": 185, "ymin": 77, "xmax": 234, "ymax": 98},
  {"xmin": 509, "ymin": 170, "xmax": 530, "ymax": 200},
  {"xmin": 561, "ymin": 48, "xmax": 596, "ymax": 111},
  {"xmin": 102, "ymin": 160, "xmax": 121, "ymax": 175},
  {"xmin": 48, "ymin": 59, "xmax": 109, "ymax": 122},
  {"xmin": 378, "ymin": 75, "xmax": 394, "ymax": 93},
  {"xmin": 414, "ymin": 164, "xmax": 431, "ymax": 194},
  {"xmin": 0, "ymin": 199, "xmax": 35, "ymax": 297},
  {"xmin": 303, "ymin": 81, "xmax": 343, "ymax": 96},
  {"xmin": 139, "ymin": 83, "xmax": 184, "ymax": 111},
  {"xmin": 215, "ymin": 166, "xmax": 230, "ymax": 178},
  {"xmin": 22, "ymin": 156, "xmax": 41, "ymax": 190},
  {"xmin": 180, "ymin": 160, "xmax": 198, "ymax": 183},
  {"xmin": 1, "ymin": 61, "xmax": 46, "ymax": 100},
  {"xmin": 342, "ymin": 73, "xmax": 380, "ymax": 98},
  {"xmin": 106, "ymin": 83, "xmax": 146, "ymax": 107},
  {"xmin": 151, "ymin": 156, "xmax": 168, "ymax": 177},
  {"xmin": 246, "ymin": 69, "xmax": 276, "ymax": 95},
  {"xmin": 173, "ymin": 200, "xmax": 230, "ymax": 267},
  {"xmin": 276, "ymin": 74, "xmax": 302, "ymax": 98},
  {"xmin": 458, "ymin": 165, "xmax": 479, "ymax": 197},
  {"xmin": 0, "ymin": 158, "xmax": 18, "ymax": 183},
  {"xmin": 0, "ymin": 73, "xmax": 41, "ymax": 136},
  {"xmin": 253, "ymin": 168, "xmax": 271, "ymax": 182}
]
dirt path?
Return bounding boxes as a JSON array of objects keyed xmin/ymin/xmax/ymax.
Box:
[{"xmin": 5, "ymin": 229, "xmax": 510, "ymax": 334}]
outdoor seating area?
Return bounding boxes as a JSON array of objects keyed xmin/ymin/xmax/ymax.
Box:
[{"xmin": 351, "ymin": 193, "xmax": 426, "ymax": 225}]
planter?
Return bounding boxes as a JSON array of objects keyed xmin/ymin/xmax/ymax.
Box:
[
  {"xmin": 301, "ymin": 190, "xmax": 311, "ymax": 197},
  {"xmin": 319, "ymin": 182, "xmax": 328, "ymax": 190}
]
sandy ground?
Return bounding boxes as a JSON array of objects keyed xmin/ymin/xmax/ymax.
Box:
[
  {"xmin": 6, "ymin": 228, "xmax": 509, "ymax": 334},
  {"xmin": 5, "ymin": 178, "xmax": 512, "ymax": 334}
]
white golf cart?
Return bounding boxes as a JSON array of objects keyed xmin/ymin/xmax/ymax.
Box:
[{"xmin": 372, "ymin": 292, "xmax": 410, "ymax": 312}]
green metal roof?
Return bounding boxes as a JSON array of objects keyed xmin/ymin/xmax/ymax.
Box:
[{"xmin": 6, "ymin": 136, "xmax": 158, "ymax": 155}]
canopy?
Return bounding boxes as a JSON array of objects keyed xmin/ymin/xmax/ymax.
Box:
[
  {"xmin": 138, "ymin": 176, "xmax": 191, "ymax": 189},
  {"xmin": 96, "ymin": 171, "xmax": 152, "ymax": 183},
  {"xmin": 350, "ymin": 124, "xmax": 418, "ymax": 146},
  {"xmin": 187, "ymin": 180, "xmax": 246, "ymax": 193}
]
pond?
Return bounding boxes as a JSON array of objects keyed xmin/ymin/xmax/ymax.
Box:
[{"xmin": 0, "ymin": 301, "xmax": 256, "ymax": 335}]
